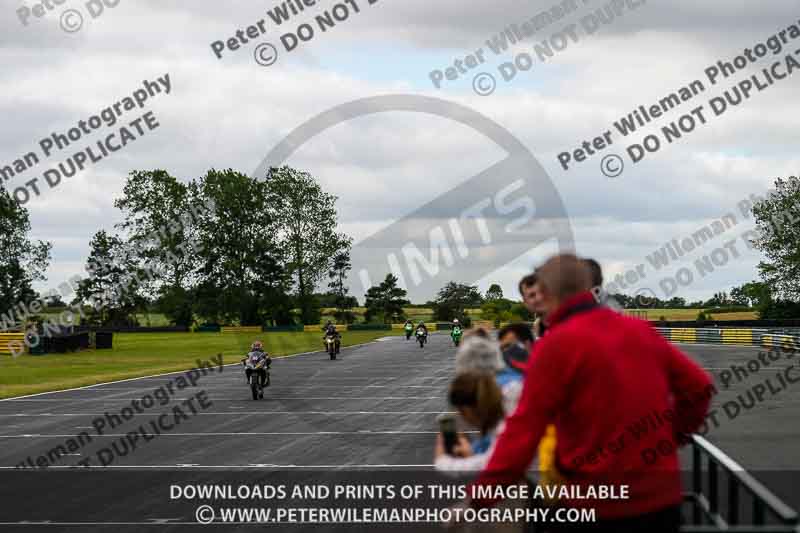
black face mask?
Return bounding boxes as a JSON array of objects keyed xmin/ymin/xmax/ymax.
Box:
[{"xmin": 502, "ymin": 342, "xmax": 529, "ymax": 370}]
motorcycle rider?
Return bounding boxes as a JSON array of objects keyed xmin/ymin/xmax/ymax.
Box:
[
  {"xmin": 450, "ymin": 318, "xmax": 463, "ymax": 345},
  {"xmin": 416, "ymin": 321, "xmax": 429, "ymax": 338},
  {"xmin": 242, "ymin": 341, "xmax": 271, "ymax": 387},
  {"xmin": 404, "ymin": 319, "xmax": 414, "ymax": 339},
  {"xmin": 323, "ymin": 320, "xmax": 341, "ymax": 351}
]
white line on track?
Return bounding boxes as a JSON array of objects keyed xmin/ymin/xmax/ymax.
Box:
[
  {"xmin": 2, "ymin": 397, "xmax": 443, "ymax": 401},
  {"xmin": 64, "ymin": 384, "xmax": 448, "ymax": 391},
  {"xmin": 0, "ymin": 430, "xmax": 453, "ymax": 438},
  {"xmin": 0, "ymin": 464, "xmax": 434, "ymax": 469},
  {"xmin": 1, "ymin": 411, "xmax": 454, "ymax": 417},
  {"xmin": 0, "ymin": 340, "xmax": 383, "ymax": 402}
]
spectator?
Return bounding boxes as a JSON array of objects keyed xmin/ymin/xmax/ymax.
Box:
[
  {"xmin": 583, "ymin": 257, "xmax": 623, "ymax": 312},
  {"xmin": 518, "ymin": 273, "xmax": 539, "ymax": 315},
  {"xmin": 498, "ymin": 322, "xmax": 559, "ymax": 491},
  {"xmin": 434, "ymin": 370, "xmax": 505, "ymax": 474},
  {"xmin": 470, "ymin": 254, "xmax": 713, "ymax": 531},
  {"xmin": 497, "ymin": 323, "xmax": 534, "ymax": 373},
  {"xmin": 520, "ymin": 272, "xmax": 549, "ymax": 339},
  {"xmin": 455, "ymin": 336, "xmax": 520, "ymax": 414},
  {"xmin": 464, "ymin": 326, "xmax": 491, "ymax": 341}
]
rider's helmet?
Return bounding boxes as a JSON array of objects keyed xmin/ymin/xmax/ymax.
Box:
[
  {"xmin": 418, "ymin": 321, "xmax": 425, "ymax": 326},
  {"xmin": 453, "ymin": 319, "xmax": 460, "ymax": 325},
  {"xmin": 251, "ymin": 340, "xmax": 263, "ymax": 351}
]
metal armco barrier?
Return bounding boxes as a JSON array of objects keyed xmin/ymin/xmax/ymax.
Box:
[
  {"xmin": 682, "ymin": 435, "xmax": 799, "ymax": 532},
  {"xmin": 655, "ymin": 328, "xmax": 781, "ymax": 347},
  {"xmin": 762, "ymin": 334, "xmax": 800, "ymax": 352}
]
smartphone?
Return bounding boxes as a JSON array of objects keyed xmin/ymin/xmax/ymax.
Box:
[{"xmin": 437, "ymin": 414, "xmax": 458, "ymax": 455}]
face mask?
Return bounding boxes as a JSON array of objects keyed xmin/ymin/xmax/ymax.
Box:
[{"xmin": 502, "ymin": 342, "xmax": 529, "ymax": 369}]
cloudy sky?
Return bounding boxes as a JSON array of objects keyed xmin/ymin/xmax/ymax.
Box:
[{"xmin": 3, "ymin": 0, "xmax": 799, "ymax": 303}]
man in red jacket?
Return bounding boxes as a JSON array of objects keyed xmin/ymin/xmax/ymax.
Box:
[{"xmin": 470, "ymin": 254, "xmax": 713, "ymax": 531}]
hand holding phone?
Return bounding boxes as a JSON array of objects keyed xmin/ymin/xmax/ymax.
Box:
[{"xmin": 437, "ymin": 414, "xmax": 458, "ymax": 455}]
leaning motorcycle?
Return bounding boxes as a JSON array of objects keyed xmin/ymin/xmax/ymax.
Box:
[
  {"xmin": 416, "ymin": 327, "xmax": 427, "ymax": 348},
  {"xmin": 243, "ymin": 354, "xmax": 270, "ymax": 400},
  {"xmin": 451, "ymin": 326, "xmax": 463, "ymax": 347},
  {"xmin": 325, "ymin": 334, "xmax": 340, "ymax": 360}
]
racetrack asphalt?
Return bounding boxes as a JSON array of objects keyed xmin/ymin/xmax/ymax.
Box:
[{"xmin": 0, "ymin": 336, "xmax": 797, "ymax": 530}]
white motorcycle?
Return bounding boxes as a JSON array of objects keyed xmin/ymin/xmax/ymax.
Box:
[{"xmin": 242, "ymin": 353, "xmax": 270, "ymax": 400}]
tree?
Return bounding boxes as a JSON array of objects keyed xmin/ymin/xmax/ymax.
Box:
[
  {"xmin": 45, "ymin": 294, "xmax": 66, "ymax": 308},
  {"xmin": 480, "ymin": 298, "xmax": 513, "ymax": 327},
  {"xmin": 0, "ymin": 186, "xmax": 51, "ymax": 325},
  {"xmin": 75, "ymin": 231, "xmax": 144, "ymax": 327},
  {"xmin": 485, "ymin": 284, "xmax": 504, "ymax": 301},
  {"xmin": 666, "ymin": 297, "xmax": 686, "ymax": 309},
  {"xmin": 191, "ymin": 169, "xmax": 289, "ymax": 326},
  {"xmin": 264, "ymin": 166, "xmax": 351, "ymax": 324},
  {"xmin": 704, "ymin": 292, "xmax": 730, "ymax": 308},
  {"xmin": 729, "ymin": 281, "xmax": 770, "ymax": 307},
  {"xmin": 114, "ymin": 170, "xmax": 204, "ymax": 326},
  {"xmin": 751, "ymin": 176, "xmax": 800, "ymax": 300},
  {"xmin": 364, "ymin": 274, "xmax": 409, "ymax": 324},
  {"xmin": 509, "ymin": 302, "xmax": 533, "ymax": 321},
  {"xmin": 327, "ymin": 250, "xmax": 356, "ymax": 324},
  {"xmin": 432, "ymin": 282, "xmax": 483, "ymax": 322}
]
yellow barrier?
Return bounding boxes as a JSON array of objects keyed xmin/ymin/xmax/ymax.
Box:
[
  {"xmin": 763, "ymin": 334, "xmax": 800, "ymax": 351},
  {"xmin": 721, "ymin": 329, "xmax": 753, "ymax": 345},
  {"xmin": 670, "ymin": 328, "xmax": 697, "ymax": 343},
  {"xmin": 0, "ymin": 333, "xmax": 26, "ymax": 355},
  {"xmin": 221, "ymin": 326, "xmax": 263, "ymax": 334}
]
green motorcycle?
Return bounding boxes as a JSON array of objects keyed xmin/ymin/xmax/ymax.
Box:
[
  {"xmin": 404, "ymin": 322, "xmax": 414, "ymax": 340},
  {"xmin": 451, "ymin": 325, "xmax": 463, "ymax": 347}
]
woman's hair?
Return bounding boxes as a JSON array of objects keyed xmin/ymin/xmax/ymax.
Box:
[
  {"xmin": 455, "ymin": 336, "xmax": 504, "ymax": 374},
  {"xmin": 448, "ymin": 371, "xmax": 505, "ymax": 434}
]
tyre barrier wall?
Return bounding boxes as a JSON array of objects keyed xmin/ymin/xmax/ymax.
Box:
[
  {"xmin": 392, "ymin": 323, "xmax": 439, "ymax": 331},
  {"xmin": 304, "ymin": 325, "xmax": 350, "ymax": 332},
  {"xmin": 0, "ymin": 333, "xmax": 26, "ymax": 356},
  {"xmin": 42, "ymin": 332, "xmax": 90, "ymax": 353},
  {"xmin": 348, "ymin": 324, "xmax": 392, "ymax": 331},
  {"xmin": 302, "ymin": 324, "xmax": 393, "ymax": 332},
  {"xmin": 656, "ymin": 327, "xmax": 800, "ymax": 351},
  {"xmin": 221, "ymin": 326, "xmax": 264, "ymax": 334},
  {"xmin": 82, "ymin": 326, "xmax": 190, "ymax": 333}
]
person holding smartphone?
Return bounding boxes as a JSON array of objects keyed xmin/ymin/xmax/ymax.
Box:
[{"xmin": 434, "ymin": 370, "xmax": 505, "ymax": 474}]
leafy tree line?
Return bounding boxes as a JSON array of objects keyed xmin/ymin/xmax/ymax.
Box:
[
  {"xmin": 615, "ymin": 176, "xmax": 800, "ymax": 319},
  {"xmin": 75, "ymin": 166, "xmax": 352, "ymax": 327},
  {"xmin": 4, "ymin": 175, "xmax": 800, "ymax": 330},
  {"xmin": 0, "ymin": 186, "xmax": 51, "ymax": 329}
]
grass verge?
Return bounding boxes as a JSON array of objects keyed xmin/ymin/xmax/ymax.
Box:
[{"xmin": 0, "ymin": 330, "xmax": 396, "ymax": 400}]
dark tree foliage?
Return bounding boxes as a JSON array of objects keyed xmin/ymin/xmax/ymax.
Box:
[
  {"xmin": 751, "ymin": 176, "xmax": 800, "ymax": 300},
  {"xmin": 191, "ymin": 169, "xmax": 290, "ymax": 326},
  {"xmin": 0, "ymin": 186, "xmax": 51, "ymax": 324},
  {"xmin": 327, "ymin": 250, "xmax": 356, "ymax": 324},
  {"xmin": 75, "ymin": 231, "xmax": 145, "ymax": 327},
  {"xmin": 364, "ymin": 274, "xmax": 409, "ymax": 324},
  {"xmin": 432, "ymin": 282, "xmax": 483, "ymax": 322},
  {"xmin": 115, "ymin": 170, "xmax": 202, "ymax": 326},
  {"xmin": 264, "ymin": 166, "xmax": 352, "ymax": 325}
]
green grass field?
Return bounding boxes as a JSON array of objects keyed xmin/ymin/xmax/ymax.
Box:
[
  {"xmin": 627, "ymin": 309, "xmax": 758, "ymax": 321},
  {"xmin": 0, "ymin": 330, "xmax": 397, "ymax": 400}
]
